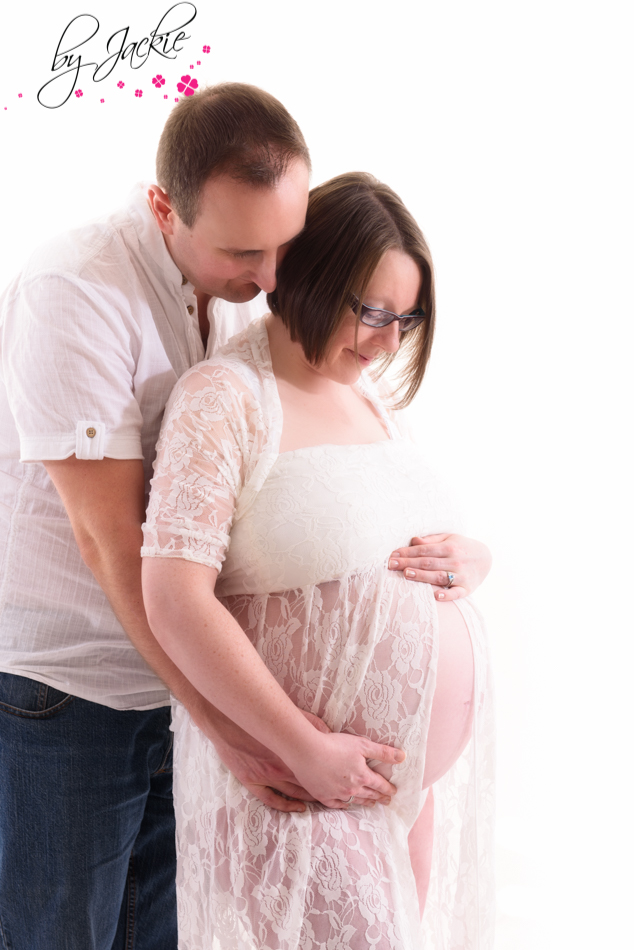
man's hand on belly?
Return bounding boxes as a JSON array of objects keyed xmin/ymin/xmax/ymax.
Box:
[
  {"xmin": 205, "ymin": 707, "xmax": 392, "ymax": 812},
  {"xmin": 388, "ymin": 533, "xmax": 492, "ymax": 601}
]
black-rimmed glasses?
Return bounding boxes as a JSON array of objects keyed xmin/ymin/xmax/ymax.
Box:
[{"xmin": 350, "ymin": 295, "xmax": 426, "ymax": 332}]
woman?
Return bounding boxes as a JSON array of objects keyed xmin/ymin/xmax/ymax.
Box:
[{"xmin": 142, "ymin": 172, "xmax": 494, "ymax": 949}]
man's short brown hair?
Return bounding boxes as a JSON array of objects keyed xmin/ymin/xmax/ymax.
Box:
[
  {"xmin": 156, "ymin": 82, "xmax": 310, "ymax": 228},
  {"xmin": 268, "ymin": 172, "xmax": 435, "ymax": 408}
]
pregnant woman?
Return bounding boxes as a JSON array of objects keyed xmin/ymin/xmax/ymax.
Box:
[{"xmin": 142, "ymin": 172, "xmax": 494, "ymax": 949}]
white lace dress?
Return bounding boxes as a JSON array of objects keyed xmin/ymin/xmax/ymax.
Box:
[{"xmin": 142, "ymin": 317, "xmax": 495, "ymax": 950}]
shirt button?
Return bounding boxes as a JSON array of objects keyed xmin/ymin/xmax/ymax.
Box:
[
  {"xmin": 86, "ymin": 427, "xmax": 96, "ymax": 439},
  {"xmin": 181, "ymin": 274, "xmax": 187, "ymax": 285},
  {"xmin": 187, "ymin": 304, "xmax": 194, "ymax": 315}
]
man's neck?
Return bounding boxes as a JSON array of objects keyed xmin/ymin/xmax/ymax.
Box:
[{"xmin": 194, "ymin": 288, "xmax": 211, "ymax": 349}]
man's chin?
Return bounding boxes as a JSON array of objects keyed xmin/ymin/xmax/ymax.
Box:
[{"xmin": 215, "ymin": 282, "xmax": 262, "ymax": 304}]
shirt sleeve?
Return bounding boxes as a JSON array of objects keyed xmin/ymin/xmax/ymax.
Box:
[
  {"xmin": 141, "ymin": 361, "xmax": 263, "ymax": 573},
  {"xmin": 2, "ymin": 273, "xmax": 144, "ymax": 462}
]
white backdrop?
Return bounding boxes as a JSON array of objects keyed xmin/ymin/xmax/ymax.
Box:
[{"xmin": 1, "ymin": 2, "xmax": 632, "ymax": 947}]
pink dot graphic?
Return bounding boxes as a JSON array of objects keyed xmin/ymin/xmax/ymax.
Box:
[
  {"xmin": 177, "ymin": 75, "xmax": 198, "ymax": 97},
  {"xmin": 117, "ymin": 81, "xmax": 125, "ymax": 89},
  {"xmin": 18, "ymin": 93, "xmax": 23, "ymax": 98},
  {"xmin": 75, "ymin": 89, "xmax": 83, "ymax": 98},
  {"xmin": 164, "ymin": 94, "xmax": 168, "ymax": 99},
  {"xmin": 152, "ymin": 75, "xmax": 166, "ymax": 87},
  {"xmin": 135, "ymin": 89, "xmax": 143, "ymax": 98},
  {"xmin": 203, "ymin": 45, "xmax": 210, "ymax": 53},
  {"xmin": 197, "ymin": 60, "xmax": 201, "ymax": 65},
  {"xmin": 100, "ymin": 99, "xmax": 105, "ymax": 103}
]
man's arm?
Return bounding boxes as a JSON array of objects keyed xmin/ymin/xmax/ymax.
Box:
[{"xmin": 43, "ymin": 456, "xmax": 319, "ymax": 812}]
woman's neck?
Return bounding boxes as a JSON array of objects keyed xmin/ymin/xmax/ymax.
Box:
[
  {"xmin": 264, "ymin": 314, "xmax": 390, "ymax": 453},
  {"xmin": 265, "ymin": 313, "xmax": 340, "ymax": 396}
]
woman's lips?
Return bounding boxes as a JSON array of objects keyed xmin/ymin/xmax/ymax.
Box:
[{"xmin": 347, "ymin": 349, "xmax": 374, "ymax": 365}]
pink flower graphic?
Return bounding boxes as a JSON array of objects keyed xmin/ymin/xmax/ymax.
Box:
[
  {"xmin": 174, "ymin": 97, "xmax": 179, "ymax": 102},
  {"xmin": 197, "ymin": 60, "xmax": 201, "ymax": 65},
  {"xmin": 163, "ymin": 94, "xmax": 168, "ymax": 99},
  {"xmin": 135, "ymin": 89, "xmax": 143, "ymax": 98},
  {"xmin": 177, "ymin": 75, "xmax": 198, "ymax": 97},
  {"xmin": 152, "ymin": 74, "xmax": 165, "ymax": 87},
  {"xmin": 202, "ymin": 45, "xmax": 210, "ymax": 53},
  {"xmin": 75, "ymin": 89, "xmax": 83, "ymax": 98},
  {"xmin": 189, "ymin": 64, "xmax": 194, "ymax": 69},
  {"xmin": 18, "ymin": 93, "xmax": 23, "ymax": 98},
  {"xmin": 100, "ymin": 99, "xmax": 104, "ymax": 103},
  {"xmin": 117, "ymin": 81, "xmax": 124, "ymax": 89}
]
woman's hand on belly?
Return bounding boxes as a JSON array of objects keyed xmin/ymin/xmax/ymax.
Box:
[
  {"xmin": 209, "ymin": 708, "xmax": 394, "ymax": 811},
  {"xmin": 388, "ymin": 533, "xmax": 492, "ymax": 601},
  {"xmin": 284, "ymin": 730, "xmax": 405, "ymax": 810}
]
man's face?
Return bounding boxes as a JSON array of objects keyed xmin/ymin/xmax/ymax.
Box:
[{"xmin": 151, "ymin": 159, "xmax": 310, "ymax": 302}]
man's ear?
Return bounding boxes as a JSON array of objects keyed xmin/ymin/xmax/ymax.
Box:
[{"xmin": 147, "ymin": 185, "xmax": 177, "ymax": 235}]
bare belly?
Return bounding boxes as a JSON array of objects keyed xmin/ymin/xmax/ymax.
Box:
[{"xmin": 422, "ymin": 600, "xmax": 474, "ymax": 788}]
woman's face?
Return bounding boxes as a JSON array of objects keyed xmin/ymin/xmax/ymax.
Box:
[{"xmin": 319, "ymin": 249, "xmax": 422, "ymax": 385}]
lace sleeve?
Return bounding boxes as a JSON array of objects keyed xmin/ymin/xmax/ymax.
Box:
[{"xmin": 141, "ymin": 360, "xmax": 266, "ymax": 572}]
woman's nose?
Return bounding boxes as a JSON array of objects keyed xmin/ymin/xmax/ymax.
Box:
[{"xmin": 376, "ymin": 319, "xmax": 401, "ymax": 353}]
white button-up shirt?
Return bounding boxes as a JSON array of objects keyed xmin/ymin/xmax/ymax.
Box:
[{"xmin": 0, "ymin": 184, "xmax": 266, "ymax": 709}]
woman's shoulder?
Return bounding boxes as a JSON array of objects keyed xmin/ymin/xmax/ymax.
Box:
[{"xmin": 175, "ymin": 317, "xmax": 270, "ymax": 405}]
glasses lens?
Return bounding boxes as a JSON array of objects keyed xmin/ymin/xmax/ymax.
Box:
[
  {"xmin": 360, "ymin": 306, "xmax": 390, "ymax": 327},
  {"xmin": 398, "ymin": 312, "xmax": 425, "ymax": 331}
]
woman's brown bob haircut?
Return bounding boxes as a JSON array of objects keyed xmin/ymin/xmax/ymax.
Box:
[
  {"xmin": 268, "ymin": 172, "xmax": 435, "ymax": 408},
  {"xmin": 156, "ymin": 82, "xmax": 310, "ymax": 228}
]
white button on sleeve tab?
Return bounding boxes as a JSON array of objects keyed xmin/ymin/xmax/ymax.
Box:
[{"xmin": 75, "ymin": 421, "xmax": 106, "ymax": 460}]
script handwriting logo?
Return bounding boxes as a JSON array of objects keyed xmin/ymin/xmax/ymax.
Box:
[{"xmin": 37, "ymin": 3, "xmax": 197, "ymax": 109}]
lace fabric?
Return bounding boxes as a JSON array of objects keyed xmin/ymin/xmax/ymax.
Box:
[{"xmin": 142, "ymin": 317, "xmax": 495, "ymax": 949}]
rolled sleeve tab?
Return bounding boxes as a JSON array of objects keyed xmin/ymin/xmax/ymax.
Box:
[{"xmin": 75, "ymin": 421, "xmax": 106, "ymax": 460}]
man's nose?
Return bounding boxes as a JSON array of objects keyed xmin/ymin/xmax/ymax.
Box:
[{"xmin": 251, "ymin": 253, "xmax": 277, "ymax": 294}]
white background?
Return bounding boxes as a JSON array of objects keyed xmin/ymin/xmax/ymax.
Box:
[{"xmin": 1, "ymin": 1, "xmax": 632, "ymax": 947}]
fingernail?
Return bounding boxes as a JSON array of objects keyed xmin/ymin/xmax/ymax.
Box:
[
  {"xmin": 380, "ymin": 798, "xmax": 391, "ymax": 806},
  {"xmin": 405, "ymin": 569, "xmax": 415, "ymax": 579},
  {"xmin": 390, "ymin": 551, "xmax": 399, "ymax": 558},
  {"xmin": 437, "ymin": 591, "xmax": 445, "ymax": 599},
  {"xmin": 388, "ymin": 559, "xmax": 398, "ymax": 569}
]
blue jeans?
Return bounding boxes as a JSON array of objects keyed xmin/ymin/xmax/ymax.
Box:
[{"xmin": 0, "ymin": 672, "xmax": 177, "ymax": 950}]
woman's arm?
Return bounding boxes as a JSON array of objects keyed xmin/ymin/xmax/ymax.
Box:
[{"xmin": 142, "ymin": 556, "xmax": 405, "ymax": 808}]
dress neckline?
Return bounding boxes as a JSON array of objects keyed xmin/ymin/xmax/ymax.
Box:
[{"xmin": 276, "ymin": 439, "xmax": 395, "ymax": 460}]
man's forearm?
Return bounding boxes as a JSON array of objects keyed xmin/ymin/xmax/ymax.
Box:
[{"xmin": 90, "ymin": 528, "xmax": 242, "ymax": 744}]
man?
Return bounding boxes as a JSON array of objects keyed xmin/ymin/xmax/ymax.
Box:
[{"xmin": 0, "ymin": 83, "xmax": 490, "ymax": 949}]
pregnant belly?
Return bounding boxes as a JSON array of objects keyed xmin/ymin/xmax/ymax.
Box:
[{"xmin": 422, "ymin": 600, "xmax": 474, "ymax": 788}]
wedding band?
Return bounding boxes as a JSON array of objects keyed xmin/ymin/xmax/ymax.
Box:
[
  {"xmin": 344, "ymin": 795, "xmax": 354, "ymax": 805},
  {"xmin": 446, "ymin": 572, "xmax": 455, "ymax": 588}
]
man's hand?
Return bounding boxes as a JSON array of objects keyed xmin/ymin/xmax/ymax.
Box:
[
  {"xmin": 198, "ymin": 706, "xmax": 322, "ymax": 813},
  {"xmin": 189, "ymin": 700, "xmax": 392, "ymax": 813},
  {"xmin": 388, "ymin": 533, "xmax": 492, "ymax": 601}
]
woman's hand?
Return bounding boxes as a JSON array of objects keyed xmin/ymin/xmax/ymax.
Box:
[
  {"xmin": 205, "ymin": 707, "xmax": 395, "ymax": 811},
  {"xmin": 286, "ymin": 729, "xmax": 405, "ymax": 809},
  {"xmin": 388, "ymin": 533, "xmax": 492, "ymax": 602}
]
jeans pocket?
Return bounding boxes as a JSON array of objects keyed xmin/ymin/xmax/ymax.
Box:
[{"xmin": 0, "ymin": 672, "xmax": 74, "ymax": 719}]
